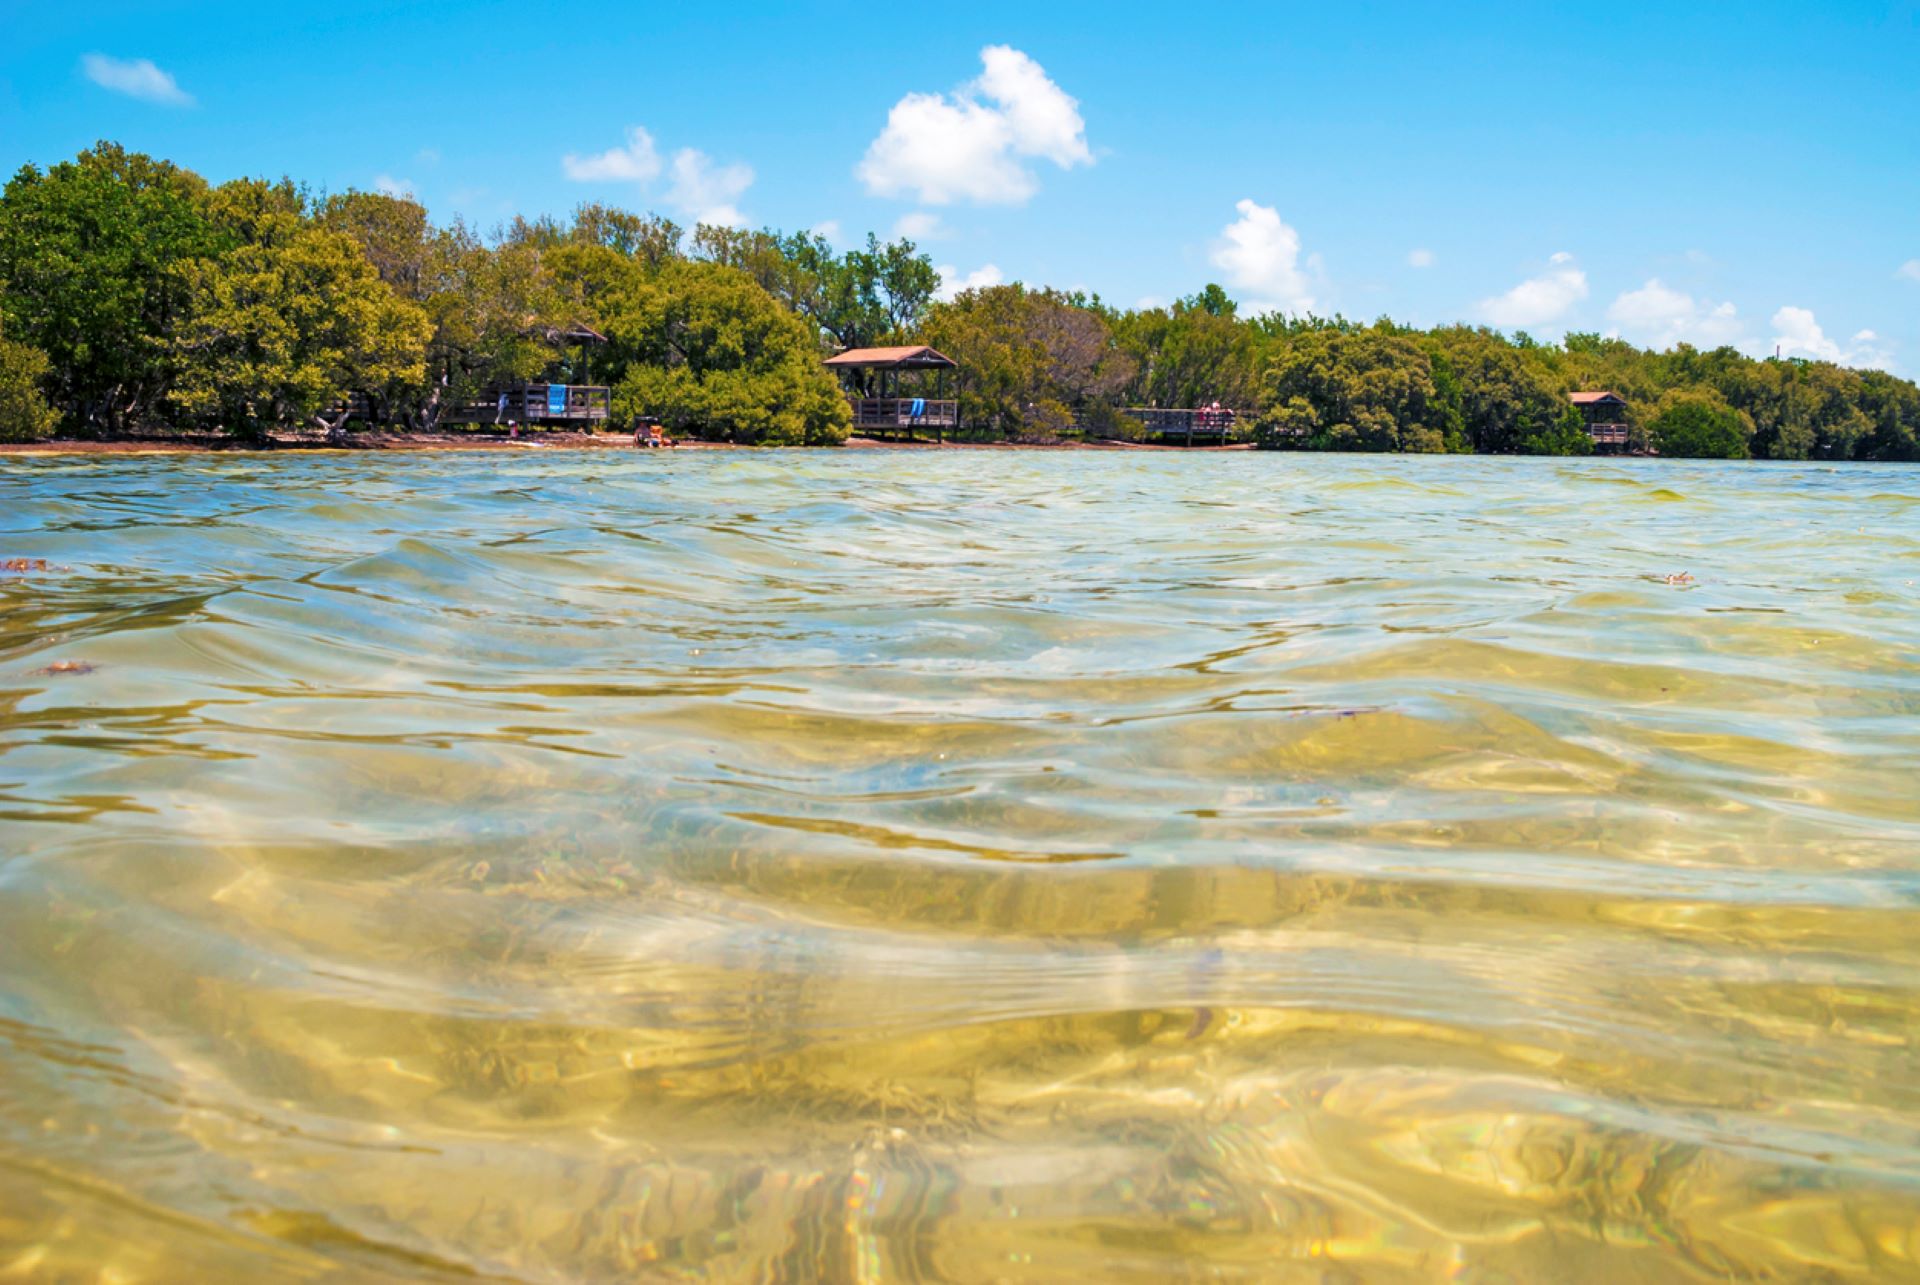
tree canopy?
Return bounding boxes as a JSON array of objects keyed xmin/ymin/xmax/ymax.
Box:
[
  {"xmin": 2, "ymin": 140, "xmax": 1918, "ymax": 461},
  {"xmin": 608, "ymin": 260, "xmax": 850, "ymax": 445}
]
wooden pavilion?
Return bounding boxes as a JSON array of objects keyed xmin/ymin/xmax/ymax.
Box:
[
  {"xmin": 443, "ymin": 324, "xmax": 613, "ymax": 428},
  {"xmin": 824, "ymin": 345, "xmax": 959, "ymax": 438},
  {"xmin": 1570, "ymin": 391, "xmax": 1630, "ymax": 451}
]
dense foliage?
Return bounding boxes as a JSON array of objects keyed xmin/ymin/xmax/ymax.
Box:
[
  {"xmin": 2, "ymin": 141, "xmax": 1918, "ymax": 459},
  {"xmin": 0, "ymin": 323, "xmax": 55, "ymax": 443},
  {"xmin": 1647, "ymin": 390, "xmax": 1753, "ymax": 459}
]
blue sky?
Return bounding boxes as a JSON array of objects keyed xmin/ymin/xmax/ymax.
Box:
[{"xmin": 3, "ymin": 0, "xmax": 1917, "ymax": 371}]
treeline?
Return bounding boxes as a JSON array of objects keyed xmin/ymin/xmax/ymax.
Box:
[{"xmin": 2, "ymin": 142, "xmax": 1917, "ymax": 460}]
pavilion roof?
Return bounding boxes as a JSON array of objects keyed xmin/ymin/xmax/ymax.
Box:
[
  {"xmin": 1569, "ymin": 390, "xmax": 1626, "ymax": 405},
  {"xmin": 823, "ymin": 345, "xmax": 957, "ymax": 371}
]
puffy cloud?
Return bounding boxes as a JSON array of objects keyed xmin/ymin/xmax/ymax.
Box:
[
  {"xmin": 562, "ymin": 127, "xmax": 752, "ymax": 227},
  {"xmin": 1407, "ymin": 248, "xmax": 1435, "ymax": 269},
  {"xmin": 562, "ymin": 126, "xmax": 662, "ymax": 182},
  {"xmin": 934, "ymin": 263, "xmax": 1004, "ymax": 301},
  {"xmin": 1605, "ymin": 278, "xmax": 1747, "ymax": 349},
  {"xmin": 1209, "ymin": 199, "xmax": 1315, "ymax": 315},
  {"xmin": 1479, "ymin": 252, "xmax": 1588, "ymax": 327},
  {"xmin": 80, "ymin": 54, "xmax": 192, "ymax": 106},
  {"xmin": 857, "ymin": 46, "xmax": 1091, "ymax": 205},
  {"xmin": 373, "ymin": 174, "xmax": 414, "ymax": 199},
  {"xmin": 892, "ymin": 210, "xmax": 950, "ymax": 242},
  {"xmin": 1771, "ymin": 306, "xmax": 1895, "ymax": 371},
  {"xmin": 808, "ymin": 219, "xmax": 845, "ymax": 247},
  {"xmin": 665, "ymin": 148, "xmax": 753, "ymax": 228},
  {"xmin": 1898, "ymin": 259, "xmax": 1920, "ymax": 284}
]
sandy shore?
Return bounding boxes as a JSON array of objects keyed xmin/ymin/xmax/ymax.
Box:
[{"xmin": 2, "ymin": 433, "xmax": 1255, "ymax": 456}]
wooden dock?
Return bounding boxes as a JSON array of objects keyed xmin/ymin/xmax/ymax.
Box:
[
  {"xmin": 849, "ymin": 396, "xmax": 958, "ymax": 436},
  {"xmin": 442, "ymin": 384, "xmax": 611, "ymax": 427},
  {"xmin": 1119, "ymin": 406, "xmax": 1238, "ymax": 445}
]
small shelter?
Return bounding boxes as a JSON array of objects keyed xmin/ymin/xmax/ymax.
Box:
[
  {"xmin": 824, "ymin": 345, "xmax": 959, "ymax": 438},
  {"xmin": 1571, "ymin": 391, "xmax": 1629, "ymax": 450},
  {"xmin": 443, "ymin": 323, "xmax": 612, "ymax": 429}
]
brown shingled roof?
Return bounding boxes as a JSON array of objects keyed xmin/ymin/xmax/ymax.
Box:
[
  {"xmin": 1569, "ymin": 390, "xmax": 1626, "ymax": 405},
  {"xmin": 823, "ymin": 345, "xmax": 957, "ymax": 370}
]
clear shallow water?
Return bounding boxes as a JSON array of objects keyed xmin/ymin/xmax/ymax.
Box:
[{"xmin": 2, "ymin": 448, "xmax": 1919, "ymax": 1282}]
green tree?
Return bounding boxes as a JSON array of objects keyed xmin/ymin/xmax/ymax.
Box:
[
  {"xmin": 921, "ymin": 285, "xmax": 1134, "ymax": 438},
  {"xmin": 569, "ymin": 202, "xmax": 682, "ymax": 268},
  {"xmin": 168, "ymin": 205, "xmax": 430, "ymax": 439},
  {"xmin": 0, "ymin": 322, "xmax": 55, "ymax": 443},
  {"xmin": 1647, "ymin": 390, "xmax": 1752, "ymax": 459},
  {"xmin": 606, "ymin": 260, "xmax": 850, "ymax": 445},
  {"xmin": 1428, "ymin": 326, "xmax": 1585, "ymax": 454},
  {"xmin": 0, "ymin": 142, "xmax": 221, "ymax": 432},
  {"xmin": 1254, "ymin": 328, "xmax": 1450, "ymax": 452},
  {"xmin": 1114, "ymin": 286, "xmax": 1262, "ymax": 416}
]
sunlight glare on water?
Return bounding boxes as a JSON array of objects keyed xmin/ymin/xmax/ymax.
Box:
[{"xmin": 2, "ymin": 449, "xmax": 1919, "ymax": 1282}]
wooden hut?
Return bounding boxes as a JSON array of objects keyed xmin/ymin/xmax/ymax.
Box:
[
  {"xmin": 1571, "ymin": 391, "xmax": 1630, "ymax": 450},
  {"xmin": 442, "ymin": 323, "xmax": 613, "ymax": 428},
  {"xmin": 824, "ymin": 345, "xmax": 959, "ymax": 439}
]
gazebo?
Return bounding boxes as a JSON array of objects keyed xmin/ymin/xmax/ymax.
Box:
[
  {"xmin": 1570, "ymin": 391, "xmax": 1630, "ymax": 451},
  {"xmin": 823, "ymin": 345, "xmax": 959, "ymax": 439},
  {"xmin": 443, "ymin": 323, "xmax": 613, "ymax": 429}
]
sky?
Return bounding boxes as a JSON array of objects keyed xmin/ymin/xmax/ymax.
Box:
[{"xmin": 3, "ymin": 0, "xmax": 1918, "ymax": 371}]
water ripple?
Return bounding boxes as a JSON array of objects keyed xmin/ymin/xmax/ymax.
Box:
[{"xmin": 3, "ymin": 450, "xmax": 1919, "ymax": 1280}]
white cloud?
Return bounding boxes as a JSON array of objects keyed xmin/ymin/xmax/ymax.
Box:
[
  {"xmin": 665, "ymin": 148, "xmax": 753, "ymax": 228},
  {"xmin": 1209, "ymin": 199, "xmax": 1315, "ymax": 315},
  {"xmin": 1771, "ymin": 306, "xmax": 1895, "ymax": 371},
  {"xmin": 562, "ymin": 127, "xmax": 752, "ymax": 227},
  {"xmin": 934, "ymin": 263, "xmax": 1004, "ymax": 301},
  {"xmin": 1479, "ymin": 252, "xmax": 1588, "ymax": 327},
  {"xmin": 415, "ymin": 147, "xmax": 441, "ymax": 167},
  {"xmin": 809, "ymin": 220, "xmax": 845, "ymax": 247},
  {"xmin": 892, "ymin": 210, "xmax": 950, "ymax": 242},
  {"xmin": 1605, "ymin": 278, "xmax": 1747, "ymax": 349},
  {"xmin": 1407, "ymin": 248, "xmax": 1435, "ymax": 269},
  {"xmin": 857, "ymin": 45, "xmax": 1091, "ymax": 205},
  {"xmin": 1135, "ymin": 294, "xmax": 1169, "ymax": 310},
  {"xmin": 373, "ymin": 174, "xmax": 414, "ymax": 199},
  {"xmin": 80, "ymin": 54, "xmax": 192, "ymax": 106},
  {"xmin": 562, "ymin": 126, "xmax": 662, "ymax": 182},
  {"xmin": 1898, "ymin": 259, "xmax": 1920, "ymax": 284}
]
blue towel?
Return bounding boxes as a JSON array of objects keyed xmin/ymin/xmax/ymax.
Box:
[{"xmin": 910, "ymin": 397, "xmax": 926, "ymax": 419}]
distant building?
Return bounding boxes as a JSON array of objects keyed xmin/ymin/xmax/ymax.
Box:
[{"xmin": 1570, "ymin": 391, "xmax": 1629, "ymax": 451}]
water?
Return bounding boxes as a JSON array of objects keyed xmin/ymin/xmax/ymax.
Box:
[{"xmin": 2, "ymin": 449, "xmax": 1919, "ymax": 1282}]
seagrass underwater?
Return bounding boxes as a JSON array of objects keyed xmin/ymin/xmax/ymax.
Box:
[{"xmin": 3, "ymin": 448, "xmax": 1919, "ymax": 1279}]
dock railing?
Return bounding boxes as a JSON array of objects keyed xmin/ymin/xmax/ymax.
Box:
[
  {"xmin": 443, "ymin": 384, "xmax": 611, "ymax": 426},
  {"xmin": 849, "ymin": 397, "xmax": 959, "ymax": 433},
  {"xmin": 1588, "ymin": 422, "xmax": 1630, "ymax": 448},
  {"xmin": 1118, "ymin": 407, "xmax": 1239, "ymax": 443}
]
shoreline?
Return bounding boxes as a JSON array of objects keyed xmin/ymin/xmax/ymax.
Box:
[{"xmin": 0, "ymin": 433, "xmax": 1258, "ymax": 457}]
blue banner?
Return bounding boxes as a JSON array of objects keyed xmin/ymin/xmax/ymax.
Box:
[{"xmin": 547, "ymin": 385, "xmax": 568, "ymax": 417}]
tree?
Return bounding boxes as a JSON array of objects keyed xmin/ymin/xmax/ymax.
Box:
[
  {"xmin": 168, "ymin": 218, "xmax": 430, "ymax": 439},
  {"xmin": 606, "ymin": 260, "xmax": 850, "ymax": 445},
  {"xmin": 1647, "ymin": 390, "xmax": 1752, "ymax": 459},
  {"xmin": 0, "ymin": 322, "xmax": 55, "ymax": 442},
  {"xmin": 1115, "ymin": 287, "xmax": 1262, "ymax": 414},
  {"xmin": 1427, "ymin": 327, "xmax": 1585, "ymax": 454},
  {"xmin": 920, "ymin": 285, "xmax": 1134, "ymax": 438},
  {"xmin": 693, "ymin": 229, "xmax": 940, "ymax": 352},
  {"xmin": 1254, "ymin": 327, "xmax": 1451, "ymax": 452},
  {"xmin": 0, "ymin": 143, "xmax": 221, "ymax": 432},
  {"xmin": 569, "ymin": 202, "xmax": 682, "ymax": 268}
]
